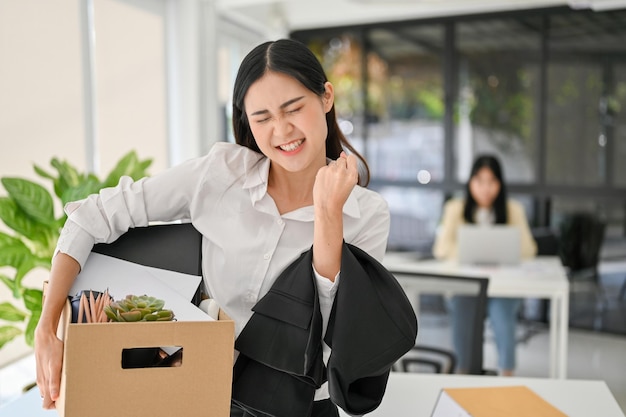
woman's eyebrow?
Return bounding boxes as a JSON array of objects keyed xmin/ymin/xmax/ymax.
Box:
[{"xmin": 249, "ymin": 96, "xmax": 305, "ymax": 116}]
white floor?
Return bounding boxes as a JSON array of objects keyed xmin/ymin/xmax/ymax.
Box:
[
  {"xmin": 1, "ymin": 327, "xmax": 625, "ymax": 414},
  {"xmin": 507, "ymin": 327, "xmax": 626, "ymax": 411}
]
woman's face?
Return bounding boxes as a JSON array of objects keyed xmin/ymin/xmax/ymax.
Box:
[
  {"xmin": 244, "ymin": 71, "xmax": 333, "ymax": 176},
  {"xmin": 468, "ymin": 166, "xmax": 501, "ymax": 208}
]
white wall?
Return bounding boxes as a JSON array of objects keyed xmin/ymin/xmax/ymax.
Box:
[
  {"xmin": 0, "ymin": 0, "xmax": 86, "ymax": 180},
  {"xmin": 0, "ymin": 0, "xmax": 170, "ymax": 367},
  {"xmin": 94, "ymin": 0, "xmax": 169, "ymax": 175},
  {"xmin": 0, "ymin": 0, "xmax": 86, "ymax": 367}
]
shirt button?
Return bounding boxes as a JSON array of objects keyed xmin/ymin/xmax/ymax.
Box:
[
  {"xmin": 263, "ymin": 253, "xmax": 271, "ymax": 260},
  {"xmin": 277, "ymin": 218, "xmax": 284, "ymax": 225},
  {"xmin": 245, "ymin": 292, "xmax": 257, "ymax": 303}
]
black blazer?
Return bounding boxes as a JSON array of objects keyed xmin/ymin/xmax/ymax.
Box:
[{"xmin": 232, "ymin": 243, "xmax": 418, "ymax": 417}]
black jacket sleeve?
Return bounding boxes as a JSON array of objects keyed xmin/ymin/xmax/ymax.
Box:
[
  {"xmin": 232, "ymin": 243, "xmax": 418, "ymax": 417},
  {"xmin": 325, "ymin": 244, "xmax": 418, "ymax": 415}
]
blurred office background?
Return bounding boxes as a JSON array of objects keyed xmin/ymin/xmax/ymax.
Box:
[{"xmin": 1, "ymin": 0, "xmax": 625, "ymax": 409}]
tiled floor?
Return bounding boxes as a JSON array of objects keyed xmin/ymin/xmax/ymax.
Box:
[
  {"xmin": 1, "ymin": 326, "xmax": 625, "ymax": 413},
  {"xmin": 499, "ymin": 326, "xmax": 626, "ymax": 413}
]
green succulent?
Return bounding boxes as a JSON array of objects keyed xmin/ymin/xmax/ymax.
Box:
[{"xmin": 104, "ymin": 294, "xmax": 175, "ymax": 322}]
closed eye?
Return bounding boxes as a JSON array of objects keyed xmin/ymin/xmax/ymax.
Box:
[{"xmin": 286, "ymin": 107, "xmax": 302, "ymax": 115}]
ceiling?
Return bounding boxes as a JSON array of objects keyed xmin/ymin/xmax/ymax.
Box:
[{"xmin": 215, "ymin": 0, "xmax": 626, "ymax": 34}]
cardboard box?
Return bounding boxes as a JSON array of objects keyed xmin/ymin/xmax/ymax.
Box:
[
  {"xmin": 54, "ymin": 299, "xmax": 234, "ymax": 417},
  {"xmin": 431, "ymin": 385, "xmax": 568, "ymax": 417}
]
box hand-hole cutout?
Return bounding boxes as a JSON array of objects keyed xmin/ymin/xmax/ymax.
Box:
[{"xmin": 121, "ymin": 346, "xmax": 183, "ymax": 369}]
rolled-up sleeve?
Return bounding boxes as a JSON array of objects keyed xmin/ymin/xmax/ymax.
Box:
[
  {"xmin": 52, "ymin": 151, "xmax": 214, "ymax": 269},
  {"xmin": 55, "ymin": 220, "xmax": 97, "ymax": 269}
]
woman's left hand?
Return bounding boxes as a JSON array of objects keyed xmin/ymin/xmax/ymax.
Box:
[{"xmin": 313, "ymin": 151, "xmax": 358, "ymax": 214}]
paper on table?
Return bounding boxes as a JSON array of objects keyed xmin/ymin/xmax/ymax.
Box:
[{"xmin": 69, "ymin": 252, "xmax": 212, "ymax": 322}]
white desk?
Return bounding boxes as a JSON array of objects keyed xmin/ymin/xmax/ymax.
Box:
[
  {"xmin": 340, "ymin": 372, "xmax": 625, "ymax": 416},
  {"xmin": 3, "ymin": 373, "xmax": 623, "ymax": 417},
  {"xmin": 383, "ymin": 253, "xmax": 569, "ymax": 379}
]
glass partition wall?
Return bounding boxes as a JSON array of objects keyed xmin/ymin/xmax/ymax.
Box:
[{"xmin": 292, "ymin": 7, "xmax": 626, "ymax": 255}]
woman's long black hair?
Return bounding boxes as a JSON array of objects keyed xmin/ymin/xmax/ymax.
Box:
[
  {"xmin": 463, "ymin": 154, "xmax": 508, "ymax": 224},
  {"xmin": 231, "ymin": 38, "xmax": 371, "ymax": 186}
]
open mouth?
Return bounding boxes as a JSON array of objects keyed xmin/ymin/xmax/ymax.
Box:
[{"xmin": 278, "ymin": 139, "xmax": 304, "ymax": 152}]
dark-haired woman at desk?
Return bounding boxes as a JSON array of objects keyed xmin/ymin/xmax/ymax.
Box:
[{"xmin": 432, "ymin": 154, "xmax": 537, "ymax": 376}]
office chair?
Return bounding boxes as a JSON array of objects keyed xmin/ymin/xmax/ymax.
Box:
[
  {"xmin": 397, "ymin": 345, "xmax": 457, "ymax": 374},
  {"xmin": 92, "ymin": 222, "xmax": 204, "ymax": 304},
  {"xmin": 558, "ymin": 212, "xmax": 606, "ymax": 330},
  {"xmin": 389, "ymin": 271, "xmax": 489, "ymax": 375}
]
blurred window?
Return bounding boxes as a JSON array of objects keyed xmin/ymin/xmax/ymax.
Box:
[
  {"xmin": 364, "ymin": 26, "xmax": 445, "ymax": 183},
  {"xmin": 455, "ymin": 18, "xmax": 541, "ymax": 184},
  {"xmin": 613, "ymin": 63, "xmax": 626, "ymax": 187},
  {"xmin": 292, "ymin": 9, "xmax": 626, "ymax": 254}
]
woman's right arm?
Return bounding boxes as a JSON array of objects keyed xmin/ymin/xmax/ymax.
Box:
[
  {"xmin": 432, "ymin": 199, "xmax": 461, "ymax": 260},
  {"xmin": 34, "ymin": 164, "xmax": 199, "ymax": 409},
  {"xmin": 33, "ymin": 149, "xmax": 217, "ymax": 409},
  {"xmin": 35, "ymin": 252, "xmax": 80, "ymax": 409}
]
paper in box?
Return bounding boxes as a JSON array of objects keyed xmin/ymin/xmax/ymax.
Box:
[
  {"xmin": 50, "ymin": 253, "xmax": 235, "ymax": 417},
  {"xmin": 431, "ymin": 385, "xmax": 568, "ymax": 417}
]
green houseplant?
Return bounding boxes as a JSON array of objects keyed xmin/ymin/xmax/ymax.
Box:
[{"xmin": 0, "ymin": 151, "xmax": 152, "ymax": 349}]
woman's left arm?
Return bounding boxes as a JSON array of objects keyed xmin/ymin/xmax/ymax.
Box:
[
  {"xmin": 312, "ymin": 152, "xmax": 359, "ymax": 281},
  {"xmin": 509, "ymin": 200, "xmax": 538, "ymax": 258}
]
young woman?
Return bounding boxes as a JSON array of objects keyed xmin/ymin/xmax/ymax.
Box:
[
  {"xmin": 35, "ymin": 39, "xmax": 391, "ymax": 415},
  {"xmin": 432, "ymin": 154, "xmax": 536, "ymax": 376}
]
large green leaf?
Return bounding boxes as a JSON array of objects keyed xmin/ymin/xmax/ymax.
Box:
[
  {"xmin": 0, "ymin": 198, "xmax": 54, "ymax": 245},
  {"xmin": 14, "ymin": 258, "xmax": 49, "ymax": 296},
  {"xmin": 135, "ymin": 159, "xmax": 153, "ymax": 177},
  {"xmin": 0, "ymin": 274, "xmax": 15, "ymax": 293},
  {"xmin": 0, "ymin": 326, "xmax": 22, "ymax": 349},
  {"xmin": 50, "ymin": 158, "xmax": 83, "ymax": 199},
  {"xmin": 129, "ymin": 158, "xmax": 153, "ymax": 181},
  {"xmin": 102, "ymin": 151, "xmax": 138, "ymax": 187},
  {"xmin": 0, "ymin": 232, "xmax": 32, "ymax": 269},
  {"xmin": 0, "ymin": 244, "xmax": 32, "ymax": 270},
  {"xmin": 33, "ymin": 164, "xmax": 55, "ymax": 181},
  {"xmin": 25, "ymin": 310, "xmax": 41, "ymax": 346},
  {"xmin": 60, "ymin": 176, "xmax": 102, "ymax": 206},
  {"xmin": 103, "ymin": 151, "xmax": 152, "ymax": 188},
  {"xmin": 23, "ymin": 288, "xmax": 43, "ymax": 313},
  {"xmin": 0, "ymin": 230, "xmax": 20, "ymax": 246},
  {"xmin": 0, "ymin": 302, "xmax": 27, "ymax": 322},
  {"xmin": 1, "ymin": 178, "xmax": 55, "ymax": 225}
]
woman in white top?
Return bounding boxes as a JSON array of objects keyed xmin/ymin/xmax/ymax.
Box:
[{"xmin": 35, "ymin": 39, "xmax": 390, "ymax": 416}]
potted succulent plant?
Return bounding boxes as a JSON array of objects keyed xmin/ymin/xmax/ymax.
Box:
[
  {"xmin": 104, "ymin": 294, "xmax": 175, "ymax": 322},
  {"xmin": 0, "ymin": 151, "xmax": 152, "ymax": 350}
]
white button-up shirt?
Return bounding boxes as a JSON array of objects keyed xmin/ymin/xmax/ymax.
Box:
[{"xmin": 56, "ymin": 142, "xmax": 390, "ymax": 399}]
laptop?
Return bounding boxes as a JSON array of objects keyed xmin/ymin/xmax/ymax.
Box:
[{"xmin": 457, "ymin": 225, "xmax": 521, "ymax": 265}]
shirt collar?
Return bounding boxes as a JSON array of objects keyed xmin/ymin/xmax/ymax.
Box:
[
  {"xmin": 243, "ymin": 156, "xmax": 361, "ymax": 221},
  {"xmin": 243, "ymin": 154, "xmax": 270, "ymax": 205}
]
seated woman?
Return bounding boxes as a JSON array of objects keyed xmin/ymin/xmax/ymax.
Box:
[{"xmin": 432, "ymin": 154, "xmax": 536, "ymax": 376}]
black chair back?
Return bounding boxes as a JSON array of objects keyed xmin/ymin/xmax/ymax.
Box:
[
  {"xmin": 558, "ymin": 213, "xmax": 605, "ymax": 273},
  {"xmin": 389, "ymin": 271, "xmax": 489, "ymax": 375},
  {"xmin": 92, "ymin": 222, "xmax": 203, "ymax": 304}
]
